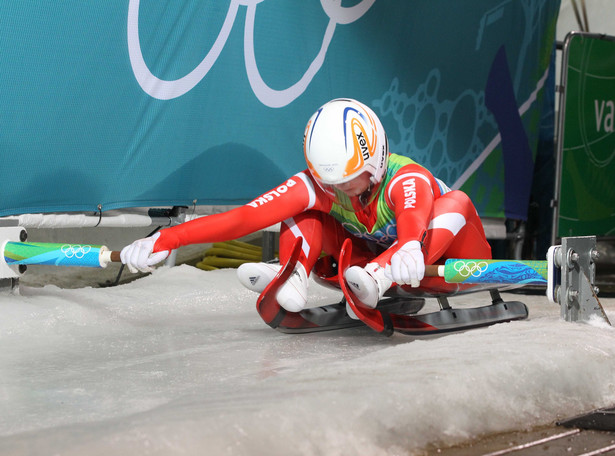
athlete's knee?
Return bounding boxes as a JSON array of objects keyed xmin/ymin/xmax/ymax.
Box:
[{"xmin": 444, "ymin": 190, "xmax": 476, "ymax": 215}]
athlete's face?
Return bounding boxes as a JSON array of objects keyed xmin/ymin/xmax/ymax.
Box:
[{"xmin": 332, "ymin": 172, "xmax": 372, "ymax": 197}]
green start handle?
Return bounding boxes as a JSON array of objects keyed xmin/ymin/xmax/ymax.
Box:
[
  {"xmin": 439, "ymin": 259, "xmax": 548, "ymax": 284},
  {"xmin": 390, "ymin": 260, "xmax": 547, "ymax": 285},
  {"xmin": 3, "ymin": 241, "xmax": 122, "ymax": 268}
]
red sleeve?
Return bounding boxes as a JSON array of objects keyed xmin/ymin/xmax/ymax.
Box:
[
  {"xmin": 153, "ymin": 173, "xmax": 316, "ymax": 252},
  {"xmin": 385, "ymin": 164, "xmax": 440, "ymax": 245}
]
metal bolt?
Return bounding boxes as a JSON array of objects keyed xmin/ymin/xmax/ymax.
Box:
[
  {"xmin": 593, "ymin": 286, "xmax": 600, "ymax": 296},
  {"xmin": 591, "ymin": 249, "xmax": 601, "ymax": 261},
  {"xmin": 567, "ymin": 288, "xmax": 579, "ymax": 304},
  {"xmin": 567, "ymin": 249, "xmax": 579, "ymax": 269}
]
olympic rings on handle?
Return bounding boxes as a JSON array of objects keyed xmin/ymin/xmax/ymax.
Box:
[
  {"xmin": 60, "ymin": 244, "xmax": 93, "ymax": 259},
  {"xmin": 452, "ymin": 260, "xmax": 489, "ymax": 278}
]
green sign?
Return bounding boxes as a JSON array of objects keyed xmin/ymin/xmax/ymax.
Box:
[{"xmin": 557, "ymin": 33, "xmax": 615, "ymax": 237}]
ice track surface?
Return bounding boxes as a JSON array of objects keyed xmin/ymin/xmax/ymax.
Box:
[{"xmin": 1, "ymin": 265, "xmax": 615, "ymax": 455}]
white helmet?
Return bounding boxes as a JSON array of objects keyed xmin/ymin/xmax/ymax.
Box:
[{"xmin": 303, "ymin": 98, "xmax": 388, "ymax": 188}]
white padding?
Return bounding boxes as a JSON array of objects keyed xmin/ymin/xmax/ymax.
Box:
[{"xmin": 428, "ymin": 213, "xmax": 466, "ymax": 236}]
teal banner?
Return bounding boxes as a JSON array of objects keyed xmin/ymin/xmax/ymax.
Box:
[{"xmin": 0, "ymin": 1, "xmax": 560, "ymax": 218}]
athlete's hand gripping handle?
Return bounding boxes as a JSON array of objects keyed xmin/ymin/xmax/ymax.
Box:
[
  {"xmin": 120, "ymin": 232, "xmax": 170, "ymax": 273},
  {"xmin": 386, "ymin": 240, "xmax": 425, "ymax": 287}
]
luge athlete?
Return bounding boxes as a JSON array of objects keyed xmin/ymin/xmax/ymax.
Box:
[{"xmin": 121, "ymin": 99, "xmax": 491, "ymax": 315}]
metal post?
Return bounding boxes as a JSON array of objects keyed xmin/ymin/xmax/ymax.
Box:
[
  {"xmin": 165, "ymin": 249, "xmax": 178, "ymax": 267},
  {"xmin": 0, "ymin": 223, "xmax": 27, "ymax": 292},
  {"xmin": 262, "ymin": 232, "xmax": 277, "ymax": 262},
  {"xmin": 554, "ymin": 236, "xmax": 610, "ymax": 324}
]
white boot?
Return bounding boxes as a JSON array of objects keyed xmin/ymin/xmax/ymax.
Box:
[
  {"xmin": 276, "ymin": 263, "xmax": 308, "ymax": 312},
  {"xmin": 237, "ymin": 262, "xmax": 281, "ymax": 293},
  {"xmin": 237, "ymin": 262, "xmax": 308, "ymax": 313},
  {"xmin": 344, "ymin": 262, "xmax": 392, "ymax": 309}
]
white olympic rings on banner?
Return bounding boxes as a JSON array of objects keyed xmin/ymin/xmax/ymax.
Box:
[
  {"xmin": 61, "ymin": 244, "xmax": 92, "ymax": 259},
  {"xmin": 452, "ymin": 260, "xmax": 489, "ymax": 278},
  {"xmin": 127, "ymin": 0, "xmax": 376, "ymax": 106}
]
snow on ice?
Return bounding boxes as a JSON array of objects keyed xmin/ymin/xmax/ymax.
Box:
[{"xmin": 0, "ymin": 264, "xmax": 614, "ymax": 455}]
